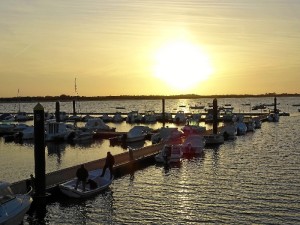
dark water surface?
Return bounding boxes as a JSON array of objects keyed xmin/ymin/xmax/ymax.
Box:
[
  {"xmin": 1, "ymin": 97, "xmax": 300, "ymax": 224},
  {"xmin": 26, "ymin": 115, "xmax": 300, "ymax": 224}
]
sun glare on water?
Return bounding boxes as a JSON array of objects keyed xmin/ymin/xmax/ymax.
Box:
[{"xmin": 153, "ymin": 40, "xmax": 213, "ymax": 91}]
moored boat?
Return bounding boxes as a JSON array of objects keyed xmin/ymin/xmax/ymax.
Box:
[
  {"xmin": 155, "ymin": 144, "xmax": 182, "ymax": 164},
  {"xmin": 59, "ymin": 169, "xmax": 113, "ymax": 198},
  {"xmin": 181, "ymin": 134, "xmax": 206, "ymax": 155},
  {"xmin": 0, "ymin": 181, "xmax": 33, "ymax": 225},
  {"xmin": 204, "ymin": 133, "xmax": 224, "ymax": 145}
]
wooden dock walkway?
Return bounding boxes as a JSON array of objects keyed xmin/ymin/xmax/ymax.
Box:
[
  {"xmin": 11, "ymin": 114, "xmax": 269, "ymax": 194},
  {"xmin": 11, "ymin": 143, "xmax": 164, "ymax": 194}
]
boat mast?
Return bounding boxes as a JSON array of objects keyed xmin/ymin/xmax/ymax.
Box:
[{"xmin": 75, "ymin": 77, "xmax": 80, "ymax": 113}]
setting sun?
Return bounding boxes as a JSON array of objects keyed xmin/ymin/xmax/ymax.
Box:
[{"xmin": 153, "ymin": 40, "xmax": 213, "ymax": 91}]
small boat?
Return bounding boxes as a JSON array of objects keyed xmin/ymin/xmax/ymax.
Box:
[
  {"xmin": 155, "ymin": 144, "xmax": 182, "ymax": 164},
  {"xmin": 173, "ymin": 110, "xmax": 187, "ymax": 124},
  {"xmin": 85, "ymin": 118, "xmax": 116, "ymax": 132},
  {"xmin": 204, "ymin": 133, "xmax": 224, "ymax": 145},
  {"xmin": 59, "ymin": 169, "xmax": 113, "ymax": 198},
  {"xmin": 190, "ymin": 104, "xmax": 205, "ymax": 110},
  {"xmin": 142, "ymin": 111, "xmax": 157, "ymax": 123},
  {"xmin": 45, "ymin": 121, "xmax": 75, "ymax": 142},
  {"xmin": 14, "ymin": 112, "xmax": 32, "ymax": 122},
  {"xmin": 101, "ymin": 113, "xmax": 113, "ymax": 122},
  {"xmin": 181, "ymin": 124, "xmax": 206, "ymax": 136},
  {"xmin": 181, "ymin": 134, "xmax": 206, "ymax": 155},
  {"xmin": 69, "ymin": 129, "xmax": 95, "ymax": 142},
  {"xmin": 0, "ymin": 181, "xmax": 33, "ymax": 225},
  {"xmin": 126, "ymin": 111, "xmax": 143, "ymax": 123},
  {"xmin": 112, "ymin": 112, "xmax": 124, "ymax": 123},
  {"xmin": 125, "ymin": 126, "xmax": 152, "ymax": 143},
  {"xmin": 219, "ymin": 124, "xmax": 237, "ymax": 140},
  {"xmin": 151, "ymin": 127, "xmax": 182, "ymax": 144}
]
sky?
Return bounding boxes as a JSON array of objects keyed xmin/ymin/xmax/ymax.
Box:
[{"xmin": 1, "ymin": 0, "xmax": 300, "ymax": 97}]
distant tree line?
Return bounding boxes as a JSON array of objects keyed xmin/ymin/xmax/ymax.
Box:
[{"xmin": 0, "ymin": 93, "xmax": 299, "ymax": 103}]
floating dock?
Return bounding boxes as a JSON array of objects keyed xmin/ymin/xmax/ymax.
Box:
[{"xmin": 11, "ymin": 143, "xmax": 164, "ymax": 194}]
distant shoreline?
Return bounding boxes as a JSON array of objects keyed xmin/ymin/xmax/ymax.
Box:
[{"xmin": 0, "ymin": 93, "xmax": 299, "ymax": 103}]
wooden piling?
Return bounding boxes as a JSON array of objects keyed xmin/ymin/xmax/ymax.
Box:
[
  {"xmin": 162, "ymin": 98, "xmax": 165, "ymax": 127},
  {"xmin": 33, "ymin": 103, "xmax": 46, "ymax": 198},
  {"xmin": 72, "ymin": 100, "xmax": 76, "ymax": 116},
  {"xmin": 55, "ymin": 101, "xmax": 60, "ymax": 122},
  {"xmin": 213, "ymin": 98, "xmax": 218, "ymax": 134}
]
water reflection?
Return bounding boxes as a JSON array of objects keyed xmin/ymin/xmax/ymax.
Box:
[{"xmin": 46, "ymin": 142, "xmax": 66, "ymax": 166}]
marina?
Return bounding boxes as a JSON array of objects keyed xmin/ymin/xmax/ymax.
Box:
[{"xmin": 0, "ymin": 97, "xmax": 300, "ymax": 224}]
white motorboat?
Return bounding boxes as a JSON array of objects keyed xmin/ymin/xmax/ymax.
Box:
[
  {"xmin": 155, "ymin": 144, "xmax": 182, "ymax": 164},
  {"xmin": 219, "ymin": 124, "xmax": 237, "ymax": 140},
  {"xmin": 59, "ymin": 169, "xmax": 113, "ymax": 198},
  {"xmin": 173, "ymin": 110, "xmax": 187, "ymax": 124},
  {"xmin": 14, "ymin": 112, "xmax": 32, "ymax": 122},
  {"xmin": 45, "ymin": 121, "xmax": 75, "ymax": 142},
  {"xmin": 181, "ymin": 124, "xmax": 206, "ymax": 136},
  {"xmin": 190, "ymin": 104, "xmax": 205, "ymax": 110},
  {"xmin": 221, "ymin": 109, "xmax": 237, "ymax": 122},
  {"xmin": 112, "ymin": 112, "xmax": 124, "ymax": 123},
  {"xmin": 151, "ymin": 127, "xmax": 182, "ymax": 144},
  {"xmin": 126, "ymin": 111, "xmax": 143, "ymax": 123},
  {"xmin": 142, "ymin": 111, "xmax": 157, "ymax": 123},
  {"xmin": 68, "ymin": 129, "xmax": 95, "ymax": 142},
  {"xmin": 85, "ymin": 118, "xmax": 116, "ymax": 132},
  {"xmin": 125, "ymin": 126, "xmax": 152, "ymax": 143},
  {"xmin": 0, "ymin": 181, "xmax": 33, "ymax": 225},
  {"xmin": 181, "ymin": 134, "xmax": 206, "ymax": 155},
  {"xmin": 204, "ymin": 133, "xmax": 224, "ymax": 145},
  {"xmin": 101, "ymin": 113, "xmax": 113, "ymax": 122}
]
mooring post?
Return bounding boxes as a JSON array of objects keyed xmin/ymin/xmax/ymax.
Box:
[
  {"xmin": 33, "ymin": 103, "xmax": 46, "ymax": 198},
  {"xmin": 162, "ymin": 98, "xmax": 165, "ymax": 127},
  {"xmin": 55, "ymin": 101, "xmax": 60, "ymax": 122},
  {"xmin": 274, "ymin": 97, "xmax": 277, "ymax": 113},
  {"xmin": 73, "ymin": 100, "xmax": 76, "ymax": 116},
  {"xmin": 213, "ymin": 98, "xmax": 218, "ymax": 134}
]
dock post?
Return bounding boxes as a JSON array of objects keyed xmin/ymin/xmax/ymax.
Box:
[
  {"xmin": 55, "ymin": 101, "xmax": 60, "ymax": 122},
  {"xmin": 73, "ymin": 100, "xmax": 76, "ymax": 116},
  {"xmin": 274, "ymin": 97, "xmax": 277, "ymax": 113},
  {"xmin": 213, "ymin": 98, "xmax": 218, "ymax": 134},
  {"xmin": 162, "ymin": 98, "xmax": 165, "ymax": 127},
  {"xmin": 33, "ymin": 103, "xmax": 46, "ymax": 199}
]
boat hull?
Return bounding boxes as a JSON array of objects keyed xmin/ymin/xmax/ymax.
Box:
[{"xmin": 59, "ymin": 169, "xmax": 113, "ymax": 198}]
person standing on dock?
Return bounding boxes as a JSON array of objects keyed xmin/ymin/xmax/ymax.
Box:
[
  {"xmin": 100, "ymin": 151, "xmax": 115, "ymax": 179},
  {"xmin": 75, "ymin": 164, "xmax": 89, "ymax": 191}
]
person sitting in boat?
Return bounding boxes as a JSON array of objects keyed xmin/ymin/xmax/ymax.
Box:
[
  {"xmin": 87, "ymin": 179, "xmax": 98, "ymax": 190},
  {"xmin": 100, "ymin": 152, "xmax": 115, "ymax": 179},
  {"xmin": 75, "ymin": 164, "xmax": 89, "ymax": 191}
]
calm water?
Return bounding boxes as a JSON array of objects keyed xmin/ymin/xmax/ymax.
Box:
[{"xmin": 1, "ymin": 97, "xmax": 300, "ymax": 224}]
